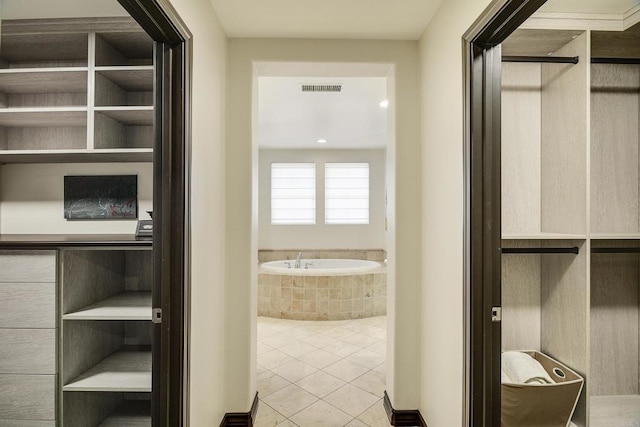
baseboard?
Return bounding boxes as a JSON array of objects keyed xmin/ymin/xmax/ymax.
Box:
[
  {"xmin": 383, "ymin": 391, "xmax": 427, "ymax": 427},
  {"xmin": 219, "ymin": 392, "xmax": 259, "ymax": 426}
]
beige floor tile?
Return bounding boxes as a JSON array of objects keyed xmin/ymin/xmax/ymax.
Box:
[
  {"xmin": 322, "ymin": 326, "xmax": 358, "ymax": 340},
  {"xmin": 323, "ymin": 359, "xmax": 370, "ymax": 382},
  {"xmin": 262, "ymin": 333, "xmax": 300, "ymax": 348},
  {"xmin": 344, "ymin": 419, "xmax": 368, "ymax": 427},
  {"xmin": 255, "ymin": 401, "xmax": 288, "ymax": 427},
  {"xmin": 258, "ymin": 373, "xmax": 291, "ymax": 398},
  {"xmin": 350, "ymin": 370, "xmax": 386, "ymax": 398},
  {"xmin": 302, "ymin": 333, "xmax": 339, "ymax": 349},
  {"xmin": 258, "ymin": 324, "xmax": 282, "ymax": 339},
  {"xmin": 258, "ymin": 341, "xmax": 275, "ymax": 355},
  {"xmin": 324, "ymin": 384, "xmax": 380, "ymax": 418},
  {"xmin": 297, "ymin": 349, "xmax": 342, "ymax": 369},
  {"xmin": 289, "ymin": 400, "xmax": 353, "ymax": 426},
  {"xmin": 372, "ymin": 362, "xmax": 386, "ymax": 374},
  {"xmin": 295, "ymin": 370, "xmax": 346, "ymax": 398},
  {"xmin": 345, "ymin": 349, "xmax": 386, "ymax": 370},
  {"xmin": 356, "ymin": 400, "xmax": 392, "ymax": 427},
  {"xmin": 259, "ymin": 349, "xmax": 295, "ymax": 370},
  {"xmin": 279, "ymin": 340, "xmax": 318, "ymax": 358},
  {"xmin": 322, "ymin": 341, "xmax": 362, "ymax": 358},
  {"xmin": 365, "ymin": 340, "xmax": 387, "ymax": 356},
  {"xmin": 263, "ymin": 384, "xmax": 319, "ymax": 418},
  {"xmin": 346, "ymin": 333, "xmax": 380, "ymax": 349},
  {"xmin": 271, "ymin": 359, "xmax": 319, "ymax": 383},
  {"xmin": 285, "ymin": 327, "xmax": 319, "ymax": 340}
]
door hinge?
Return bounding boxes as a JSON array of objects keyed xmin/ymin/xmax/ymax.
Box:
[
  {"xmin": 491, "ymin": 306, "xmax": 502, "ymax": 322},
  {"xmin": 152, "ymin": 308, "xmax": 162, "ymax": 324}
]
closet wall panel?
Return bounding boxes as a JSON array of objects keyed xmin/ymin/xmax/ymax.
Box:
[
  {"xmin": 590, "ymin": 64, "xmax": 640, "ymax": 233},
  {"xmin": 501, "ymin": 249, "xmax": 541, "ymax": 351},
  {"xmin": 502, "ymin": 63, "xmax": 542, "ymax": 236},
  {"xmin": 590, "ymin": 252, "xmax": 639, "ymax": 395},
  {"xmin": 540, "ymin": 33, "xmax": 588, "ymax": 235}
]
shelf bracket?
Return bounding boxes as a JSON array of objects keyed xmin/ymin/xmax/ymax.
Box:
[{"xmin": 152, "ymin": 308, "xmax": 162, "ymax": 324}]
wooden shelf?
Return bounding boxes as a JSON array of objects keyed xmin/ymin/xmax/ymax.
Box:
[
  {"xmin": 0, "ymin": 108, "xmax": 87, "ymax": 126},
  {"xmin": 64, "ymin": 292, "xmax": 152, "ymax": 321},
  {"xmin": 0, "ymin": 149, "xmax": 152, "ymax": 163},
  {"xmin": 502, "ymin": 233, "xmax": 587, "ymax": 240},
  {"xmin": 590, "ymin": 395, "xmax": 640, "ymax": 427},
  {"xmin": 1, "ymin": 32, "xmax": 88, "ymax": 67},
  {"xmin": 95, "ymin": 107, "xmax": 153, "ymax": 126},
  {"xmin": 63, "ymin": 351, "xmax": 151, "ymax": 392},
  {"xmin": 0, "ymin": 68, "xmax": 88, "ymax": 93},
  {"xmin": 590, "ymin": 233, "xmax": 640, "ymax": 240},
  {"xmin": 98, "ymin": 401, "xmax": 151, "ymax": 427},
  {"xmin": 0, "ymin": 234, "xmax": 152, "ymax": 249},
  {"xmin": 96, "ymin": 67, "xmax": 153, "ymax": 92}
]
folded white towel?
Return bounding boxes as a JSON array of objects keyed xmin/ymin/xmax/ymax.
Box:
[
  {"xmin": 502, "ymin": 351, "xmax": 555, "ymax": 385},
  {"xmin": 501, "ymin": 369, "xmax": 512, "ymax": 384}
]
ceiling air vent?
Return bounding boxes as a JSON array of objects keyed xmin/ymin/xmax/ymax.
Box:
[{"xmin": 301, "ymin": 84, "xmax": 342, "ymax": 93}]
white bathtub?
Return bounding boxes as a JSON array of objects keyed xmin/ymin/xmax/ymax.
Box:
[{"xmin": 260, "ymin": 258, "xmax": 383, "ymax": 276}]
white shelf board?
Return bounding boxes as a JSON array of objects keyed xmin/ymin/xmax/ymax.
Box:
[
  {"xmin": 0, "ymin": 68, "xmax": 88, "ymax": 93},
  {"xmin": 0, "ymin": 108, "xmax": 87, "ymax": 126},
  {"xmin": 0, "ymin": 149, "xmax": 152, "ymax": 163},
  {"xmin": 63, "ymin": 351, "xmax": 151, "ymax": 392},
  {"xmin": 590, "ymin": 395, "xmax": 640, "ymax": 427},
  {"xmin": 590, "ymin": 233, "xmax": 640, "ymax": 240},
  {"xmin": 502, "ymin": 233, "xmax": 586, "ymax": 240},
  {"xmin": 64, "ymin": 292, "xmax": 151, "ymax": 321},
  {"xmin": 96, "ymin": 67, "xmax": 153, "ymax": 91},
  {"xmin": 95, "ymin": 107, "xmax": 153, "ymax": 126},
  {"xmin": 98, "ymin": 401, "xmax": 151, "ymax": 427}
]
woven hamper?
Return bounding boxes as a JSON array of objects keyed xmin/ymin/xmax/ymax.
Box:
[{"xmin": 501, "ymin": 351, "xmax": 584, "ymax": 427}]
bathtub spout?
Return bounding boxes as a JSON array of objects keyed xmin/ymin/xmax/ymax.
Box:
[{"xmin": 295, "ymin": 252, "xmax": 303, "ymax": 268}]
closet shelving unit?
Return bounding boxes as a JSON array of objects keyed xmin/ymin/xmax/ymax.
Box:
[
  {"xmin": 502, "ymin": 23, "xmax": 640, "ymax": 427},
  {"xmin": 0, "ymin": 19, "xmax": 153, "ymax": 164},
  {"xmin": 0, "ymin": 17, "xmax": 155, "ymax": 427}
]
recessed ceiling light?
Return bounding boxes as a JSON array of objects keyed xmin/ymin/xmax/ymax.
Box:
[
  {"xmin": 317, "ymin": 139, "xmax": 328, "ymax": 144},
  {"xmin": 379, "ymin": 100, "xmax": 389, "ymax": 108}
]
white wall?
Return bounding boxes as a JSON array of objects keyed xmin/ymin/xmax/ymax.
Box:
[
  {"xmin": 166, "ymin": 0, "xmax": 227, "ymax": 424},
  {"xmin": 258, "ymin": 149, "xmax": 386, "ymax": 250},
  {"xmin": 0, "ymin": 163, "xmax": 152, "ymax": 234},
  {"xmin": 228, "ymin": 38, "xmax": 422, "ymax": 411},
  {"xmin": 419, "ymin": 0, "xmax": 492, "ymax": 425}
]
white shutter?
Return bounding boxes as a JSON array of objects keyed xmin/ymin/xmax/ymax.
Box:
[
  {"xmin": 325, "ymin": 163, "xmax": 369, "ymax": 225},
  {"xmin": 271, "ymin": 163, "xmax": 316, "ymax": 225}
]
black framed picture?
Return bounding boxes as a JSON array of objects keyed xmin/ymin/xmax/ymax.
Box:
[{"xmin": 64, "ymin": 175, "xmax": 138, "ymax": 220}]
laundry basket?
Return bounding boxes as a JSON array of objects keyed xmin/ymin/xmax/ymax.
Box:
[{"xmin": 501, "ymin": 351, "xmax": 584, "ymax": 427}]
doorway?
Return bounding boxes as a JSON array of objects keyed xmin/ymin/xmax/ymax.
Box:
[{"xmin": 253, "ymin": 63, "xmax": 393, "ymax": 424}]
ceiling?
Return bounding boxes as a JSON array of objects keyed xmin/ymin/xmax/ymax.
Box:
[
  {"xmin": 208, "ymin": 0, "xmax": 443, "ymax": 40},
  {"xmin": 258, "ymin": 76, "xmax": 388, "ymax": 150}
]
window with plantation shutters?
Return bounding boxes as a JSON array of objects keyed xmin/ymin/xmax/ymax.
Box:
[
  {"xmin": 271, "ymin": 163, "xmax": 316, "ymax": 225},
  {"xmin": 325, "ymin": 163, "xmax": 370, "ymax": 225}
]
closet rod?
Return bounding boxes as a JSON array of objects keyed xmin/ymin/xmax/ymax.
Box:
[
  {"xmin": 502, "ymin": 247, "xmax": 580, "ymax": 255},
  {"xmin": 591, "ymin": 247, "xmax": 640, "ymax": 254},
  {"xmin": 591, "ymin": 57, "xmax": 640, "ymax": 65},
  {"xmin": 502, "ymin": 56, "xmax": 579, "ymax": 64}
]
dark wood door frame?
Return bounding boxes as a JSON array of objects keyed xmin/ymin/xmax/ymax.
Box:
[
  {"xmin": 462, "ymin": 1, "xmax": 547, "ymax": 425},
  {"xmin": 116, "ymin": 1, "xmax": 192, "ymax": 426}
]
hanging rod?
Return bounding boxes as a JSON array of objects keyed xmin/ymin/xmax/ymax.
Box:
[
  {"xmin": 502, "ymin": 56, "xmax": 579, "ymax": 64},
  {"xmin": 502, "ymin": 247, "xmax": 580, "ymax": 255},
  {"xmin": 591, "ymin": 247, "xmax": 640, "ymax": 254},
  {"xmin": 591, "ymin": 57, "xmax": 640, "ymax": 65}
]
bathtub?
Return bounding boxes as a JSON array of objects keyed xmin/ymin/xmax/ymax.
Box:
[
  {"xmin": 260, "ymin": 258, "xmax": 383, "ymax": 276},
  {"xmin": 258, "ymin": 258, "xmax": 386, "ymax": 321}
]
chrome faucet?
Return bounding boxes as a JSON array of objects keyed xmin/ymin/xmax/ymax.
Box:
[{"xmin": 295, "ymin": 252, "xmax": 303, "ymax": 268}]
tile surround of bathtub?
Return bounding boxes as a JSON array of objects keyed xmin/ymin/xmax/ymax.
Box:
[
  {"xmin": 258, "ymin": 249, "xmax": 387, "ymax": 263},
  {"xmin": 258, "ymin": 273, "xmax": 387, "ymax": 321}
]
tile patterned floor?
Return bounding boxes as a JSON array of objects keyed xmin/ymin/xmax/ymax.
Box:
[{"xmin": 256, "ymin": 315, "xmax": 391, "ymax": 427}]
